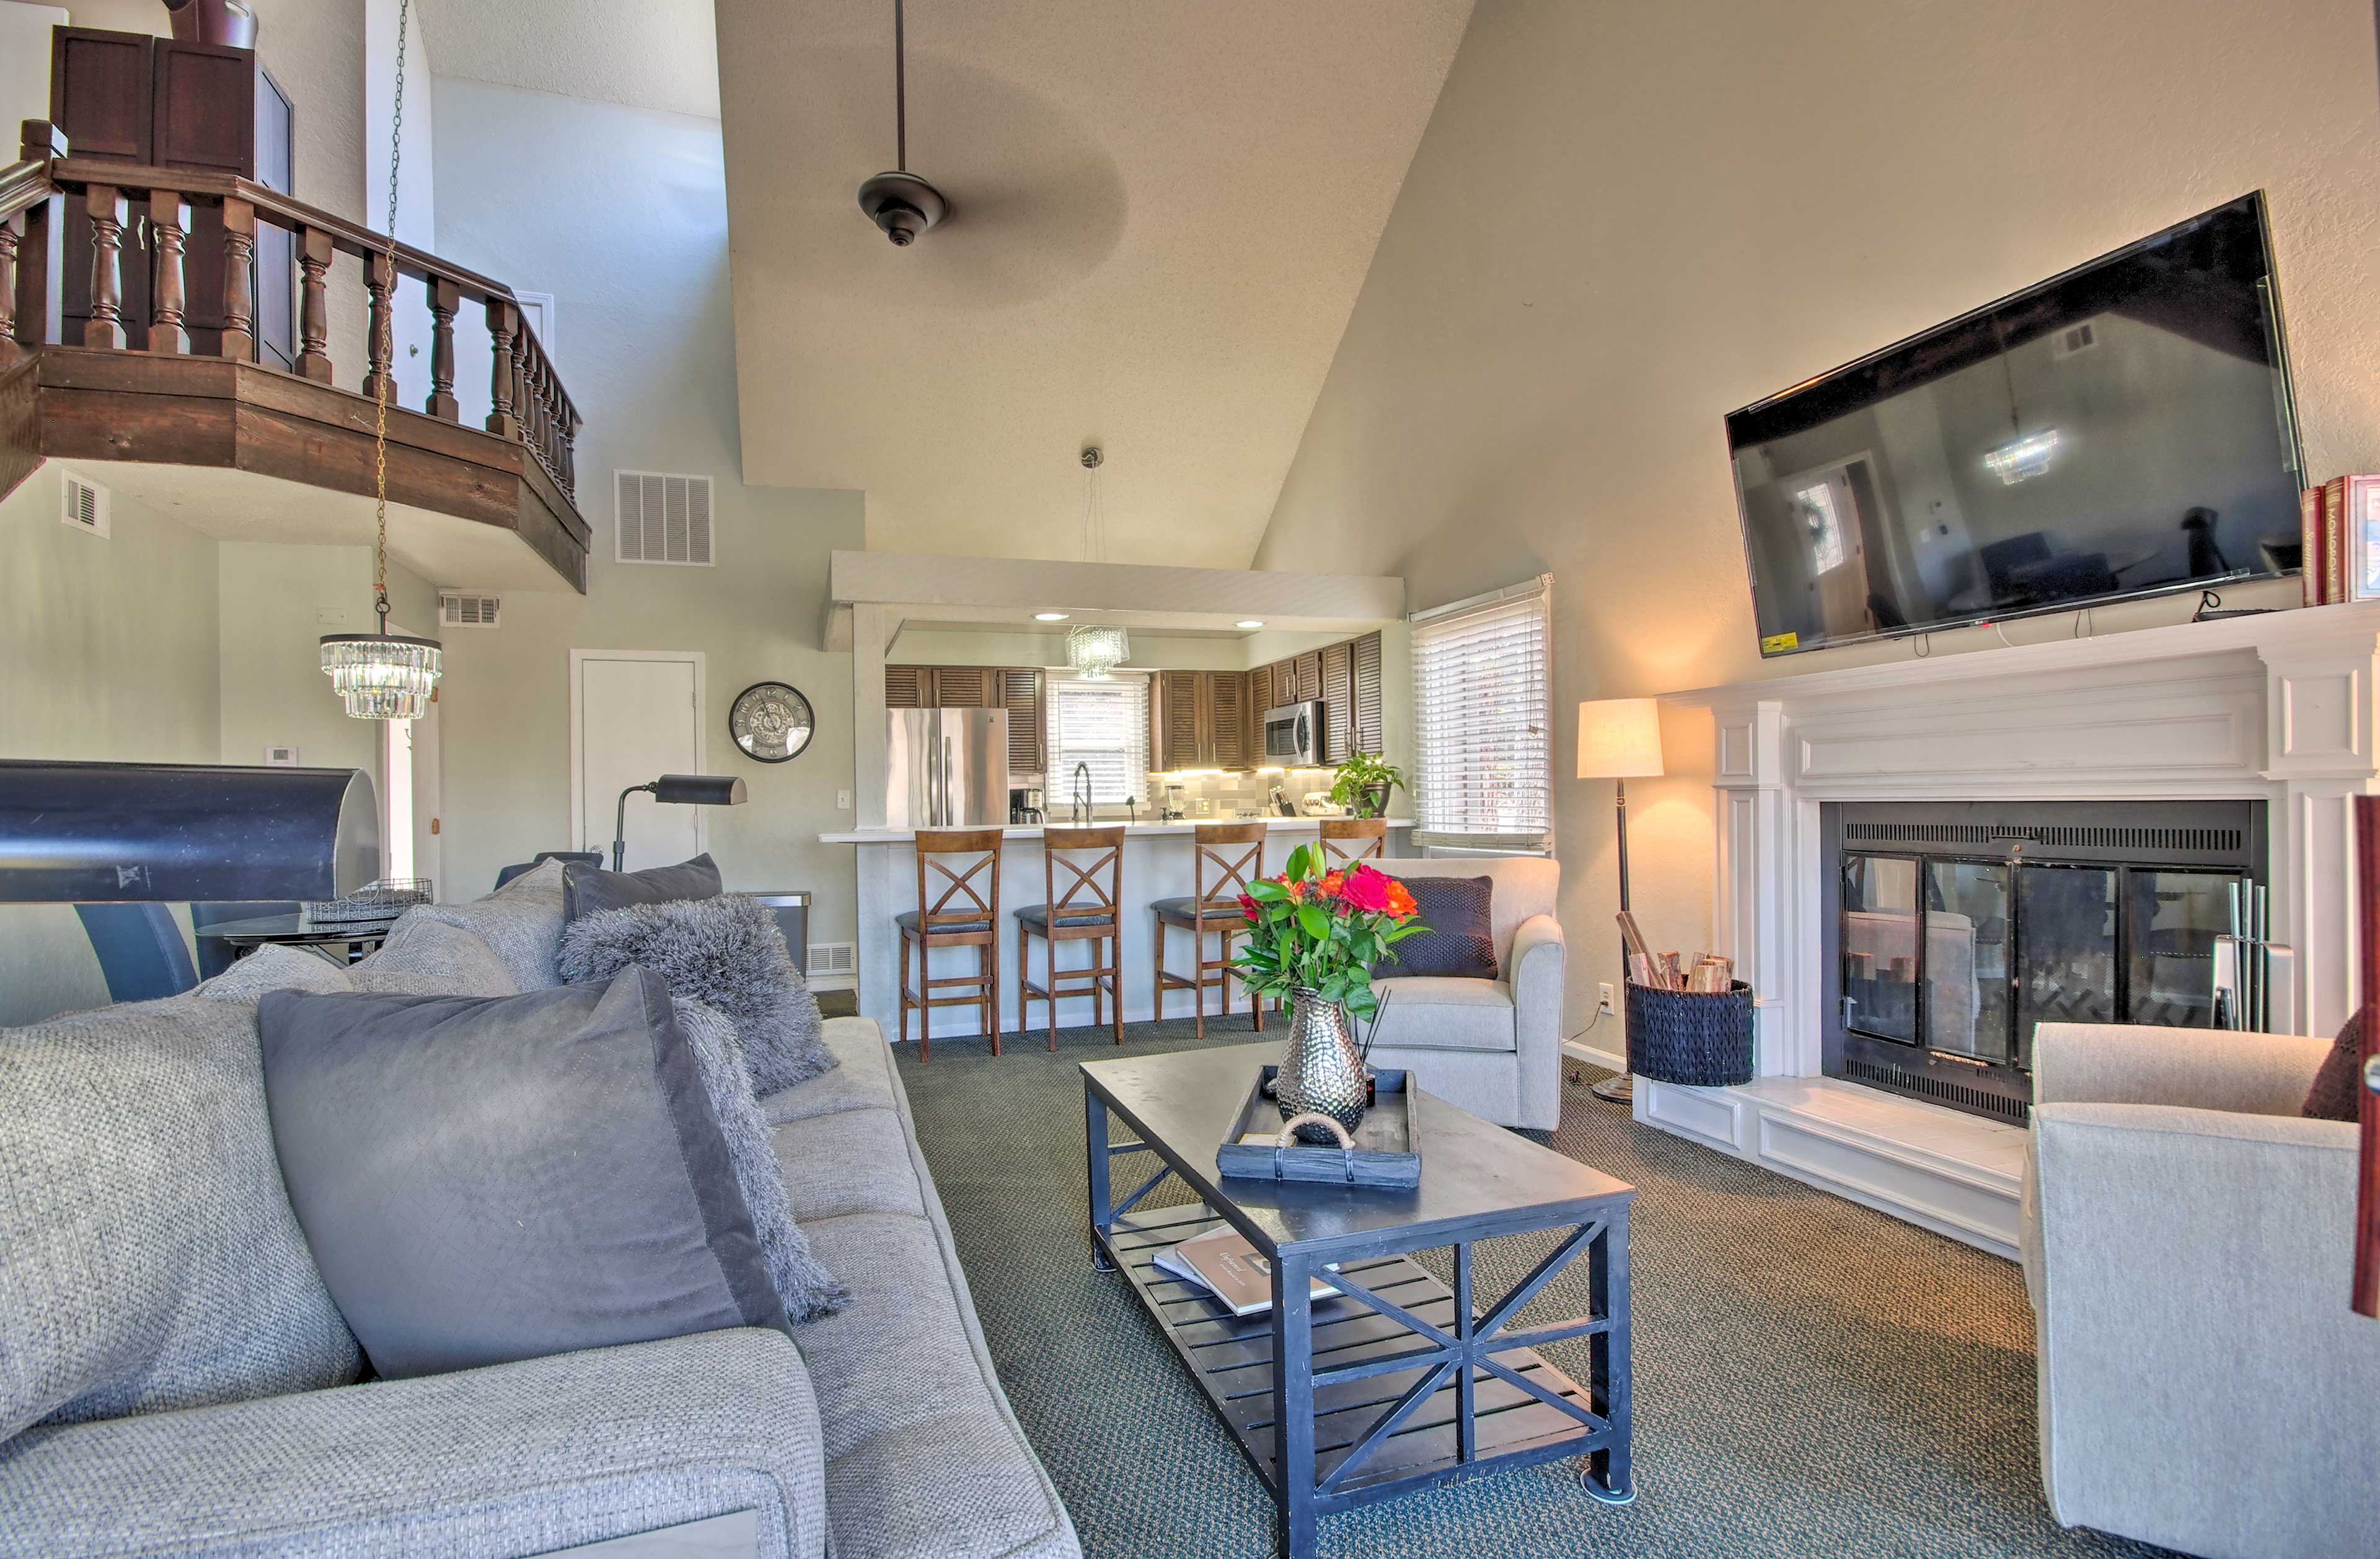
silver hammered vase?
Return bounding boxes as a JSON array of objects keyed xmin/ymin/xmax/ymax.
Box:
[{"xmin": 1275, "ymin": 987, "xmax": 1370, "ymax": 1142}]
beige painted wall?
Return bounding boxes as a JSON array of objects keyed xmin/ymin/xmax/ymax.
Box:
[
  {"xmin": 429, "ymin": 80, "xmax": 863, "ymax": 952},
  {"xmin": 214, "ymin": 542, "xmax": 434, "ymax": 776},
  {"xmin": 0, "ymin": 465, "xmax": 224, "ymax": 1023},
  {"xmin": 1254, "ymin": 0, "xmax": 2380, "ymax": 1043}
]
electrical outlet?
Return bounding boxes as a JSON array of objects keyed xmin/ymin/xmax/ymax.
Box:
[
  {"xmin": 836, "ymin": 789, "xmax": 852, "ymax": 810},
  {"xmin": 1598, "ymin": 981, "xmax": 1616, "ymax": 1014}
]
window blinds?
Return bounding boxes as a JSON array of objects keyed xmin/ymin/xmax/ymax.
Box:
[
  {"xmin": 1411, "ymin": 576, "xmax": 1553, "ymax": 851},
  {"xmin": 1044, "ymin": 673, "xmax": 1150, "ymax": 807}
]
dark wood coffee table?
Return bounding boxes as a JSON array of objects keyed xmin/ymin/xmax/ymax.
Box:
[{"xmin": 1081, "ymin": 1046, "xmax": 1635, "ymax": 1558}]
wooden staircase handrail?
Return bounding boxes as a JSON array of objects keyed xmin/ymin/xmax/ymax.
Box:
[{"xmin": 0, "ymin": 159, "xmax": 56, "ymax": 225}]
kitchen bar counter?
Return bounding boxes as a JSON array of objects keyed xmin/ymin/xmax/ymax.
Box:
[
  {"xmin": 825, "ymin": 818, "xmax": 1416, "ymax": 1040},
  {"xmin": 819, "ymin": 817, "xmax": 1415, "ymax": 844}
]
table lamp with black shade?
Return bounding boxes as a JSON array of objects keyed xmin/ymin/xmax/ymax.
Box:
[
  {"xmin": 1575, "ymin": 699, "xmax": 1665, "ymax": 1104},
  {"xmin": 612, "ymin": 774, "xmax": 747, "ymax": 871}
]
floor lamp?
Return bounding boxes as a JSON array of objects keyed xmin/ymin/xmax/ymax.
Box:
[
  {"xmin": 1576, "ymin": 699, "xmax": 1665, "ymax": 1104},
  {"xmin": 613, "ymin": 774, "xmax": 747, "ymax": 870}
]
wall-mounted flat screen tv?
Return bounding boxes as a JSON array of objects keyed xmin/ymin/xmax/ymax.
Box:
[{"xmin": 1727, "ymin": 193, "xmax": 2304, "ymax": 658}]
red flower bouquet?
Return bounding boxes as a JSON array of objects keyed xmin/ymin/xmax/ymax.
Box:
[{"xmin": 1233, "ymin": 845, "xmax": 1424, "ymax": 1021}]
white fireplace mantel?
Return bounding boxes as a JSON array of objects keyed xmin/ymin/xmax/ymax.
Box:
[{"xmin": 1634, "ymin": 602, "xmax": 2380, "ymax": 1255}]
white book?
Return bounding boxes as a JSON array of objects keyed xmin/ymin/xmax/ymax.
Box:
[{"xmin": 1153, "ymin": 1225, "xmax": 1341, "ymax": 1318}]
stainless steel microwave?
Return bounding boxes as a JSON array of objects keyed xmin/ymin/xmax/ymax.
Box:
[{"xmin": 1262, "ymin": 700, "xmax": 1324, "ymax": 766}]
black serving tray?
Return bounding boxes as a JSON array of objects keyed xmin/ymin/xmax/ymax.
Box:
[{"xmin": 1215, "ymin": 1065, "xmax": 1422, "ymax": 1188}]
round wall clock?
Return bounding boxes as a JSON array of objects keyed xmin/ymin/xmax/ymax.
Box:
[{"xmin": 729, "ymin": 681, "xmax": 814, "ymax": 763}]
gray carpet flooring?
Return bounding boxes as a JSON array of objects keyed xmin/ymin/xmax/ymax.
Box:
[{"xmin": 894, "ymin": 1017, "xmax": 2177, "ymax": 1559}]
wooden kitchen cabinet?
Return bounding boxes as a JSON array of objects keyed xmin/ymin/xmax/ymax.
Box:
[
  {"xmin": 885, "ymin": 665, "xmax": 1046, "ymax": 772},
  {"xmin": 1251, "ymin": 630, "xmax": 1383, "ymax": 766},
  {"xmin": 1152, "ymin": 669, "xmax": 1254, "ymax": 772},
  {"xmin": 1209, "ymin": 673, "xmax": 1248, "ymax": 769},
  {"xmin": 1320, "ymin": 641, "xmax": 1355, "ymax": 764},
  {"xmin": 997, "ymin": 668, "xmax": 1044, "ymax": 774},
  {"xmin": 1351, "ymin": 630, "xmax": 1384, "ymax": 756}
]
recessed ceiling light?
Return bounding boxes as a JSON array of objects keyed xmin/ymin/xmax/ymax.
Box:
[
  {"xmin": 1034, "ymin": 612, "xmax": 1070, "ymax": 622},
  {"xmin": 1235, "ymin": 620, "xmax": 1265, "ymax": 629}
]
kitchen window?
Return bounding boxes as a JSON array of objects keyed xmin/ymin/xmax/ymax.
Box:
[
  {"xmin": 1411, "ymin": 575, "xmax": 1553, "ymax": 852},
  {"xmin": 1044, "ymin": 673, "xmax": 1150, "ymax": 809}
]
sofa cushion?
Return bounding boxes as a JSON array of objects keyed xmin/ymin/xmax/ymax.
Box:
[
  {"xmin": 0, "ymin": 1328, "xmax": 827, "ymax": 1559},
  {"xmin": 412, "ymin": 857, "xmax": 568, "ymax": 990},
  {"xmin": 560, "ymin": 894, "xmax": 834, "ymax": 1094},
  {"xmin": 773, "ymin": 1108, "xmax": 928, "ymax": 1222},
  {"xmin": 0, "ymin": 995, "xmax": 361, "ymax": 1441},
  {"xmin": 1383, "ymin": 875, "xmax": 1497, "ymax": 979},
  {"xmin": 198, "ymin": 943, "xmax": 354, "ymax": 1003},
  {"xmin": 764, "ymin": 1017, "xmax": 899, "ymax": 1124},
  {"xmin": 676, "ymin": 997, "xmax": 847, "ymax": 1323},
  {"xmin": 562, "ymin": 851, "xmax": 723, "ymax": 923},
  {"xmin": 349, "ymin": 912, "xmax": 522, "ymax": 997},
  {"xmin": 258, "ymin": 970, "xmax": 788, "ymax": 1379},
  {"xmin": 1368, "ymin": 975, "xmax": 1517, "ymax": 1053}
]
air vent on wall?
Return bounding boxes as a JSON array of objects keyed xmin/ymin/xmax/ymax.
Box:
[
  {"xmin": 439, "ymin": 590, "xmax": 503, "ymax": 627},
  {"xmin": 808, "ymin": 942, "xmax": 857, "ymax": 978},
  {"xmin": 2049, "ymin": 320, "xmax": 2098, "ymax": 360},
  {"xmin": 61, "ymin": 473, "xmax": 109, "ymax": 538},
  {"xmin": 615, "ymin": 470, "xmax": 715, "ymax": 566}
]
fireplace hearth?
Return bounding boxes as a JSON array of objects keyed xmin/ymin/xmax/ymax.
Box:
[{"xmin": 1821, "ymin": 800, "xmax": 2263, "ymax": 1124}]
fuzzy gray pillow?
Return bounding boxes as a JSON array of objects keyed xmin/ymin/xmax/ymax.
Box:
[
  {"xmin": 672, "ymin": 997, "xmax": 845, "ymax": 1322},
  {"xmin": 557, "ymin": 894, "xmax": 834, "ymax": 1095}
]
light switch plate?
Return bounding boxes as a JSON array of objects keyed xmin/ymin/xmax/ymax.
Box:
[
  {"xmin": 263, "ymin": 745, "xmax": 299, "ymax": 766},
  {"xmin": 836, "ymin": 790, "xmax": 852, "ymax": 810},
  {"xmin": 315, "ymin": 606, "xmax": 350, "ymax": 627}
]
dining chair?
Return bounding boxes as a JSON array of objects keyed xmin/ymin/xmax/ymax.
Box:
[
  {"xmin": 74, "ymin": 903, "xmax": 200, "ymax": 1002},
  {"xmin": 1015, "ymin": 825, "xmax": 1126, "ymax": 1051},
  {"xmin": 898, "ymin": 828, "xmax": 1004, "ymax": 1059},
  {"xmin": 1152, "ymin": 821, "xmax": 1266, "ymax": 1040},
  {"xmin": 1317, "ymin": 816, "xmax": 1388, "ymax": 865}
]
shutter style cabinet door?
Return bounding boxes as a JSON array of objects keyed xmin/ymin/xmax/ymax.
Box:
[
  {"xmin": 1352, "ymin": 631, "xmax": 1385, "ymax": 756},
  {"xmin": 1292, "ymin": 651, "xmax": 1323, "ymax": 704},
  {"xmin": 1320, "ymin": 641, "xmax": 1355, "ymax": 764},
  {"xmin": 999, "ymin": 668, "xmax": 1043, "ymax": 774},
  {"xmin": 1209, "ymin": 672, "xmax": 1248, "ymax": 770},
  {"xmin": 1250, "ymin": 663, "xmax": 1276, "ymax": 717},
  {"xmin": 1157, "ymin": 670, "xmax": 1203, "ymax": 771},
  {"xmin": 928, "ymin": 667, "xmax": 995, "ymax": 709},
  {"xmin": 885, "ymin": 665, "xmax": 928, "ymax": 709}
]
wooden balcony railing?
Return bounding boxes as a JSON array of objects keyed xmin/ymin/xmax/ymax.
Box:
[{"xmin": 0, "ymin": 120, "xmax": 580, "ymax": 499}]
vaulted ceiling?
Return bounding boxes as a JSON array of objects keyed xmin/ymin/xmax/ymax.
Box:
[{"xmin": 712, "ymin": 0, "xmax": 1474, "ymax": 568}]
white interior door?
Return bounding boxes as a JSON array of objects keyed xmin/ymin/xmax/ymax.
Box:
[
  {"xmin": 573, "ymin": 651, "xmax": 704, "ymax": 870},
  {"xmin": 412, "ymin": 685, "xmax": 443, "ymax": 894}
]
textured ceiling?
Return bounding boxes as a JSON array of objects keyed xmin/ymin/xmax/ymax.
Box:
[
  {"xmin": 715, "ymin": 0, "xmax": 1474, "ymax": 568},
  {"xmin": 413, "ymin": 0, "xmax": 723, "ymax": 120}
]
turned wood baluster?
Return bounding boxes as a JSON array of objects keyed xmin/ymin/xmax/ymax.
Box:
[
  {"xmin": 361, "ymin": 249, "xmax": 395, "ymax": 402},
  {"xmin": 144, "ymin": 190, "xmax": 189, "ymax": 355},
  {"xmin": 15, "ymin": 121, "xmax": 65, "ymax": 355},
  {"xmin": 0, "ymin": 218, "xmax": 19, "ymax": 368},
  {"xmin": 296, "ymin": 226, "xmax": 333, "ymax": 382},
  {"xmin": 425, "ymin": 276, "xmax": 459, "ymax": 420},
  {"xmin": 514, "ymin": 340, "xmax": 533, "ymax": 457},
  {"xmin": 83, "ymin": 183, "xmax": 126, "ymax": 350},
  {"xmin": 486, "ymin": 298, "xmax": 518, "ymax": 436},
  {"xmin": 218, "ymin": 197, "xmax": 255, "ymax": 361}
]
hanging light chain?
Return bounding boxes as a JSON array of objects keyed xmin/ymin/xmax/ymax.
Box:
[{"xmin": 371, "ymin": 0, "xmax": 409, "ymax": 635}]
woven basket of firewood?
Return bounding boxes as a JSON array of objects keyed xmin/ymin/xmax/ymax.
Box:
[{"xmin": 1625, "ymin": 979, "xmax": 1755, "ymax": 1087}]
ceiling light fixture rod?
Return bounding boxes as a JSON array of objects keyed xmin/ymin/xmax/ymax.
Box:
[{"xmin": 893, "ymin": 0, "xmax": 907, "ymax": 172}]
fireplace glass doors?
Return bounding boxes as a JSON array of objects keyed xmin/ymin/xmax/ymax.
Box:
[{"xmin": 1824, "ymin": 801, "xmax": 2263, "ymax": 1123}]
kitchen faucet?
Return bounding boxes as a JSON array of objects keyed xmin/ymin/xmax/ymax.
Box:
[{"xmin": 1072, "ymin": 762, "xmax": 1091, "ymax": 826}]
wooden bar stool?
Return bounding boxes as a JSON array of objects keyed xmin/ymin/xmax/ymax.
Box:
[
  {"xmin": 1153, "ymin": 821, "xmax": 1266, "ymax": 1040},
  {"xmin": 1015, "ymin": 825, "xmax": 1126, "ymax": 1051},
  {"xmin": 1318, "ymin": 816, "xmax": 1388, "ymax": 865},
  {"xmin": 898, "ymin": 828, "xmax": 1003, "ymax": 1060}
]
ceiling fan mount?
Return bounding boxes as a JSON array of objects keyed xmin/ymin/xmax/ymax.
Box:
[{"xmin": 857, "ymin": 0, "xmax": 948, "ymax": 247}]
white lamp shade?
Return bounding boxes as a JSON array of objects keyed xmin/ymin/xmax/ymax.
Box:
[{"xmin": 1576, "ymin": 697, "xmax": 1664, "ymax": 779}]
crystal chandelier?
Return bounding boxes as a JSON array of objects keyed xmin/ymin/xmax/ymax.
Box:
[
  {"xmin": 1066, "ymin": 624, "xmax": 1130, "ymax": 681},
  {"xmin": 321, "ymin": 0, "xmax": 442, "ymax": 722}
]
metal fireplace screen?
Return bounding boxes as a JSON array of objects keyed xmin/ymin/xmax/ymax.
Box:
[{"xmin": 1822, "ymin": 800, "xmax": 2263, "ymax": 1124}]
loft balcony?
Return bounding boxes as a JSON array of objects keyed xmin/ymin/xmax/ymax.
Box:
[{"xmin": 0, "ymin": 120, "xmax": 590, "ymax": 593}]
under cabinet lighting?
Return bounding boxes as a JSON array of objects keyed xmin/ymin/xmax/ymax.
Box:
[
  {"xmin": 1034, "ymin": 612, "xmax": 1071, "ymax": 621},
  {"xmin": 1236, "ymin": 619, "xmax": 1265, "ymax": 629}
]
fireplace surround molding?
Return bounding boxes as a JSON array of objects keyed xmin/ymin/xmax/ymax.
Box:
[{"xmin": 1633, "ymin": 603, "xmax": 2380, "ymax": 1253}]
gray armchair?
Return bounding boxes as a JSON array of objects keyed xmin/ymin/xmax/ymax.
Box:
[
  {"xmin": 2021, "ymin": 1021, "xmax": 2379, "ymax": 1558},
  {"xmin": 1367, "ymin": 857, "xmax": 1565, "ymax": 1131}
]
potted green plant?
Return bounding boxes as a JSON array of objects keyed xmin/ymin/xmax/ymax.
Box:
[
  {"xmin": 1328, "ymin": 749, "xmax": 1405, "ymax": 819},
  {"xmin": 1235, "ymin": 846, "xmax": 1426, "ymax": 1137}
]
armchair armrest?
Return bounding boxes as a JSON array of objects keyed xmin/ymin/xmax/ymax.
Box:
[
  {"xmin": 2022, "ymin": 1102, "xmax": 2372, "ymax": 1552},
  {"xmin": 0, "ymin": 1328, "xmax": 824, "ymax": 1559},
  {"xmin": 2031, "ymin": 1020, "xmax": 2330, "ymax": 1116},
  {"xmin": 1507, "ymin": 913, "xmax": 1566, "ymax": 1129}
]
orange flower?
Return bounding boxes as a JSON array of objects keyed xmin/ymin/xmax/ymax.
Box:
[
  {"xmin": 1384, "ymin": 880, "xmax": 1418, "ymax": 918},
  {"xmin": 1318, "ymin": 870, "xmax": 1346, "ymax": 900}
]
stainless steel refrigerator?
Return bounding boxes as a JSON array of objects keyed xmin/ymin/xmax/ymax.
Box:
[{"xmin": 885, "ymin": 709, "xmax": 1010, "ymax": 829}]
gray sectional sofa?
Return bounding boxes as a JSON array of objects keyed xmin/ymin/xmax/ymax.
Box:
[{"xmin": 0, "ymin": 866, "xmax": 1080, "ymax": 1559}]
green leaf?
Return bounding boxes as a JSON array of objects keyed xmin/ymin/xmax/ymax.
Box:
[
  {"xmin": 1248, "ymin": 879, "xmax": 1288, "ymax": 900},
  {"xmin": 1295, "ymin": 904, "xmax": 1328, "ymax": 940}
]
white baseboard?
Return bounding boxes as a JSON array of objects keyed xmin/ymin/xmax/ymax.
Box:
[
  {"xmin": 1562, "ymin": 1039, "xmax": 1626, "ymax": 1073},
  {"xmin": 805, "ymin": 973, "xmax": 858, "ymax": 992}
]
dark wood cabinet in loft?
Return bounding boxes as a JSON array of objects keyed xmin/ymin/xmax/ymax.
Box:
[{"xmin": 50, "ymin": 27, "xmax": 296, "ymax": 368}]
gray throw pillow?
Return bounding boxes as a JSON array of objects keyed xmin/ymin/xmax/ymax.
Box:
[
  {"xmin": 1, "ymin": 994, "xmax": 361, "ymax": 1440},
  {"xmin": 562, "ymin": 852, "xmax": 723, "ymax": 924},
  {"xmin": 350, "ymin": 912, "xmax": 522, "ymax": 997},
  {"xmin": 412, "ymin": 858, "xmax": 568, "ymax": 991},
  {"xmin": 200, "ymin": 943, "xmax": 354, "ymax": 1003},
  {"xmin": 674, "ymin": 997, "xmax": 846, "ymax": 1322},
  {"xmin": 558, "ymin": 894, "xmax": 835, "ymax": 1095},
  {"xmin": 1380, "ymin": 875, "xmax": 1497, "ymax": 980},
  {"xmin": 257, "ymin": 969, "xmax": 789, "ymax": 1380}
]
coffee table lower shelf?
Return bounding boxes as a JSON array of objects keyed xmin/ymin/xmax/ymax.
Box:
[{"xmin": 1100, "ymin": 1201, "xmax": 1624, "ymax": 1526}]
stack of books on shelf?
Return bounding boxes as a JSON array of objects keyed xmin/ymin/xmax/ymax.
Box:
[
  {"xmin": 1153, "ymin": 1225, "xmax": 1341, "ymax": 1318},
  {"xmin": 2299, "ymin": 474, "xmax": 2380, "ymax": 606}
]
